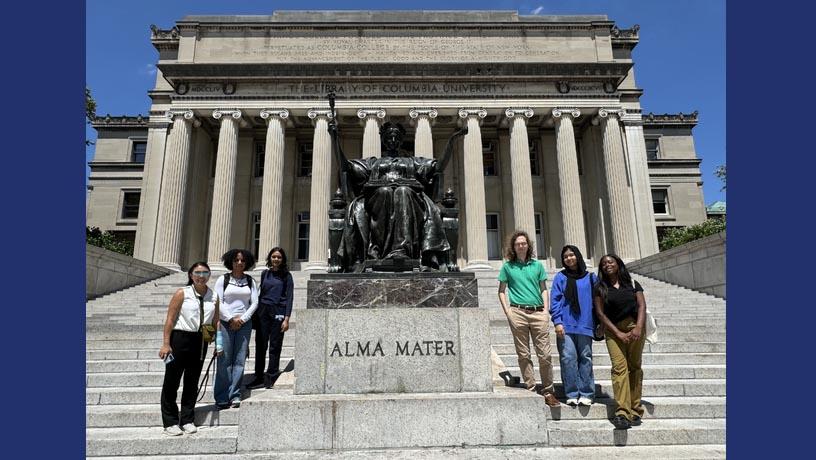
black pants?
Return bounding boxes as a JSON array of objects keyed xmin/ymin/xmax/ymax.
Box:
[
  {"xmin": 160, "ymin": 330, "xmax": 206, "ymax": 428},
  {"xmin": 254, "ymin": 305, "xmax": 286, "ymax": 377}
]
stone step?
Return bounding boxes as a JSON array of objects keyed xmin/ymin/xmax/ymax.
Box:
[
  {"xmin": 494, "ymin": 350, "xmax": 726, "ymax": 365},
  {"xmin": 547, "ymin": 418, "xmax": 726, "ymax": 446},
  {"xmin": 490, "ymin": 331, "xmax": 724, "ymax": 343},
  {"xmin": 86, "ymin": 395, "xmax": 725, "ymax": 428},
  {"xmin": 86, "ymin": 403, "xmax": 240, "ymax": 428},
  {"xmin": 85, "ymin": 426, "xmax": 239, "ymax": 457},
  {"xmin": 498, "ymin": 364, "xmax": 726, "ymax": 380},
  {"xmin": 86, "ymin": 444, "xmax": 727, "ymax": 459},
  {"xmin": 87, "ymin": 382, "xmax": 290, "ymax": 406}
]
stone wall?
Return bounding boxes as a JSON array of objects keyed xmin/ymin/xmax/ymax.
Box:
[
  {"xmin": 628, "ymin": 231, "xmax": 725, "ymax": 298},
  {"xmin": 86, "ymin": 245, "xmax": 174, "ymax": 300}
]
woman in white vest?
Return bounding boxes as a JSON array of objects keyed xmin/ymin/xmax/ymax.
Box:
[{"xmin": 159, "ymin": 262, "xmax": 219, "ymax": 436}]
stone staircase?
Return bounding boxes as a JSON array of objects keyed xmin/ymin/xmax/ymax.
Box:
[{"xmin": 85, "ymin": 268, "xmax": 725, "ymax": 458}]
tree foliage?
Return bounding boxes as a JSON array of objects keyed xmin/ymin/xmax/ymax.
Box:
[
  {"xmin": 86, "ymin": 226, "xmax": 134, "ymax": 256},
  {"xmin": 714, "ymin": 164, "xmax": 726, "ymax": 191},
  {"xmin": 86, "ymin": 87, "xmax": 97, "ymax": 146},
  {"xmin": 658, "ymin": 218, "xmax": 726, "ymax": 251}
]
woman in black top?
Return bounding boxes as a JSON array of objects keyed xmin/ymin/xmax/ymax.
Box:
[
  {"xmin": 593, "ymin": 254, "xmax": 647, "ymax": 430},
  {"xmin": 247, "ymin": 247, "xmax": 294, "ymax": 390}
]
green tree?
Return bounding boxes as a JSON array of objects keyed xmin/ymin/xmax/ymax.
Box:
[
  {"xmin": 86, "ymin": 226, "xmax": 134, "ymax": 256},
  {"xmin": 86, "ymin": 87, "xmax": 97, "ymax": 146},
  {"xmin": 714, "ymin": 164, "xmax": 726, "ymax": 191},
  {"xmin": 658, "ymin": 219, "xmax": 726, "ymax": 251}
]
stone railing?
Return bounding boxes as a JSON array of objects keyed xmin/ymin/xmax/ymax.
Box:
[
  {"xmin": 86, "ymin": 245, "xmax": 174, "ymax": 300},
  {"xmin": 628, "ymin": 231, "xmax": 725, "ymax": 299}
]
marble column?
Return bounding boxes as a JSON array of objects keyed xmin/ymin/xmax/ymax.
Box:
[
  {"xmin": 358, "ymin": 109, "xmax": 386, "ymax": 158},
  {"xmin": 207, "ymin": 109, "xmax": 242, "ymax": 267},
  {"xmin": 598, "ymin": 108, "xmax": 637, "ymax": 260},
  {"xmin": 409, "ymin": 108, "xmax": 438, "ymax": 158},
  {"xmin": 154, "ymin": 109, "xmax": 197, "ymax": 270},
  {"xmin": 505, "ymin": 108, "xmax": 536, "ymax": 241},
  {"xmin": 305, "ymin": 109, "xmax": 333, "ymax": 271},
  {"xmin": 622, "ymin": 112, "xmax": 660, "ymax": 257},
  {"xmin": 458, "ymin": 108, "xmax": 491, "ymax": 270},
  {"xmin": 258, "ymin": 109, "xmax": 289, "ymax": 260},
  {"xmin": 552, "ymin": 108, "xmax": 588, "ymax": 253}
]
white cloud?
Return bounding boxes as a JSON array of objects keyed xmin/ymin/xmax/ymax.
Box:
[{"xmin": 531, "ymin": 6, "xmax": 544, "ymax": 15}]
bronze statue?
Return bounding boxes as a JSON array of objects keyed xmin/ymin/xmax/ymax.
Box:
[{"xmin": 326, "ymin": 94, "xmax": 466, "ymax": 273}]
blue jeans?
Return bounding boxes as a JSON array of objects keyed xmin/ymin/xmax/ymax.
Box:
[
  {"xmin": 214, "ymin": 319, "xmax": 252, "ymax": 404},
  {"xmin": 556, "ymin": 333, "xmax": 594, "ymax": 400}
]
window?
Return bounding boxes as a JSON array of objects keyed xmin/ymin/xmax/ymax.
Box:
[
  {"xmin": 482, "ymin": 140, "xmax": 497, "ymax": 176},
  {"xmin": 486, "ymin": 213, "xmax": 501, "ymax": 259},
  {"xmin": 575, "ymin": 138, "xmax": 584, "ymax": 175},
  {"xmin": 254, "ymin": 143, "xmax": 265, "ymax": 177},
  {"xmin": 121, "ymin": 191, "xmax": 141, "ymax": 219},
  {"xmin": 131, "ymin": 141, "xmax": 147, "ymax": 163},
  {"xmin": 252, "ymin": 212, "xmax": 261, "ymax": 258},
  {"xmin": 297, "ymin": 212, "xmax": 310, "ymax": 260},
  {"xmin": 645, "ymin": 138, "xmax": 660, "ymax": 160},
  {"xmin": 534, "ymin": 213, "xmax": 545, "ymax": 258},
  {"xmin": 298, "ymin": 143, "xmax": 313, "ymax": 177},
  {"xmin": 529, "ymin": 140, "xmax": 540, "ymax": 175},
  {"xmin": 652, "ymin": 189, "xmax": 669, "ymax": 215},
  {"xmin": 210, "ymin": 151, "xmax": 217, "ymax": 178}
]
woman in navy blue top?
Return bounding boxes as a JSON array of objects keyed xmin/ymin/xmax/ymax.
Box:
[
  {"xmin": 247, "ymin": 247, "xmax": 294, "ymax": 390},
  {"xmin": 550, "ymin": 245, "xmax": 597, "ymax": 406}
]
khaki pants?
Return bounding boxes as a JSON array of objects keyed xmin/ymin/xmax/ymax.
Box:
[
  {"xmin": 605, "ymin": 317, "xmax": 646, "ymax": 421},
  {"xmin": 506, "ymin": 306, "xmax": 554, "ymax": 393}
]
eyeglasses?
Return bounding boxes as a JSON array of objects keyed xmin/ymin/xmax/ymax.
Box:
[{"xmin": 192, "ymin": 271, "xmax": 211, "ymax": 277}]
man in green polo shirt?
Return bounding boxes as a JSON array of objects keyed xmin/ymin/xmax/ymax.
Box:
[{"xmin": 498, "ymin": 230, "xmax": 560, "ymax": 407}]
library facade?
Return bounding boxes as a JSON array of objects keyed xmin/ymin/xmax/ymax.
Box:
[{"xmin": 86, "ymin": 11, "xmax": 706, "ymax": 270}]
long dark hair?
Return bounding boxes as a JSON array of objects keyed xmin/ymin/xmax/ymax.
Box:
[
  {"xmin": 265, "ymin": 246, "xmax": 289, "ymax": 276},
  {"xmin": 186, "ymin": 261, "xmax": 211, "ymax": 286},
  {"xmin": 594, "ymin": 254, "xmax": 633, "ymax": 303},
  {"xmin": 221, "ymin": 248, "xmax": 256, "ymax": 271},
  {"xmin": 504, "ymin": 230, "xmax": 535, "ymax": 263}
]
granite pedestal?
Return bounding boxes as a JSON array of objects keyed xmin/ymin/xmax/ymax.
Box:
[{"xmin": 238, "ymin": 273, "xmax": 550, "ymax": 452}]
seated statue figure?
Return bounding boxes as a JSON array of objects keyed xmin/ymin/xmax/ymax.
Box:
[{"xmin": 329, "ymin": 120, "xmax": 467, "ymax": 272}]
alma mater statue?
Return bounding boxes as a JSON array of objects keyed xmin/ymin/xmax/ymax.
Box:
[{"xmin": 327, "ymin": 97, "xmax": 467, "ymax": 273}]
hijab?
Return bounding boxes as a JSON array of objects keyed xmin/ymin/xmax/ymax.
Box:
[{"xmin": 560, "ymin": 245, "xmax": 588, "ymax": 315}]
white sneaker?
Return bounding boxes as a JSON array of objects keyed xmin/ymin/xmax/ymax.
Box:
[
  {"xmin": 566, "ymin": 398, "xmax": 579, "ymax": 406},
  {"xmin": 163, "ymin": 425, "xmax": 183, "ymax": 436},
  {"xmin": 181, "ymin": 423, "xmax": 198, "ymax": 434},
  {"xmin": 578, "ymin": 397, "xmax": 593, "ymax": 406}
]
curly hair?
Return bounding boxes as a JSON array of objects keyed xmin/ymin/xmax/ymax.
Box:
[
  {"xmin": 265, "ymin": 246, "xmax": 289, "ymax": 276},
  {"xmin": 504, "ymin": 230, "xmax": 535, "ymax": 263},
  {"xmin": 221, "ymin": 248, "xmax": 256, "ymax": 271}
]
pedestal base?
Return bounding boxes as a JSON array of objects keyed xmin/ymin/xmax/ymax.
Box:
[{"xmin": 238, "ymin": 387, "xmax": 549, "ymax": 452}]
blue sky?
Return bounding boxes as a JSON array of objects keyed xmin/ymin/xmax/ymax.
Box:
[{"xmin": 86, "ymin": 0, "xmax": 725, "ymax": 204}]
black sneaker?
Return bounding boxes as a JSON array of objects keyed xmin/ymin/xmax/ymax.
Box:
[
  {"xmin": 264, "ymin": 371, "xmax": 282, "ymax": 389},
  {"xmin": 611, "ymin": 415, "xmax": 631, "ymax": 429},
  {"xmin": 631, "ymin": 415, "xmax": 642, "ymax": 426}
]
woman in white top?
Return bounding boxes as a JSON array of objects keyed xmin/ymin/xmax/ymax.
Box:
[
  {"xmin": 159, "ymin": 261, "xmax": 219, "ymax": 436},
  {"xmin": 213, "ymin": 249, "xmax": 259, "ymax": 409}
]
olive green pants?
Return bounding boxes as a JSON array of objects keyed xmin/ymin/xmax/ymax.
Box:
[{"xmin": 605, "ymin": 317, "xmax": 646, "ymax": 420}]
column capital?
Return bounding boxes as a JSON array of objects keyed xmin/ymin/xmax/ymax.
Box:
[
  {"xmin": 260, "ymin": 108, "xmax": 290, "ymax": 120},
  {"xmin": 409, "ymin": 108, "xmax": 438, "ymax": 119},
  {"xmin": 458, "ymin": 108, "xmax": 488, "ymax": 119},
  {"xmin": 356, "ymin": 108, "xmax": 386, "ymax": 120},
  {"xmin": 306, "ymin": 109, "xmax": 334, "ymax": 120},
  {"xmin": 592, "ymin": 108, "xmax": 625, "ymax": 125},
  {"xmin": 212, "ymin": 109, "xmax": 242, "ymax": 120},
  {"xmin": 165, "ymin": 109, "xmax": 200, "ymax": 127},
  {"xmin": 505, "ymin": 107, "xmax": 534, "ymax": 119},
  {"xmin": 552, "ymin": 107, "xmax": 581, "ymax": 119}
]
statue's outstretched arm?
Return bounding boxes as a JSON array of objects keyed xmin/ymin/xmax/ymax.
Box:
[{"xmin": 437, "ymin": 126, "xmax": 468, "ymax": 173}]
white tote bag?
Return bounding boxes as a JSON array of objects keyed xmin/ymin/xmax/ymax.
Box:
[{"xmin": 645, "ymin": 309, "xmax": 658, "ymax": 344}]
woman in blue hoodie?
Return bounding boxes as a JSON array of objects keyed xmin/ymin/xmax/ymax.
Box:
[{"xmin": 550, "ymin": 245, "xmax": 597, "ymax": 406}]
